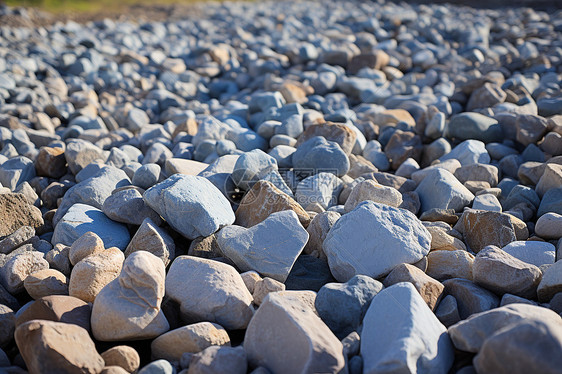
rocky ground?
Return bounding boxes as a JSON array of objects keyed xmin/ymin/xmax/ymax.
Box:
[{"xmin": 1, "ymin": 0, "xmax": 562, "ymax": 373}]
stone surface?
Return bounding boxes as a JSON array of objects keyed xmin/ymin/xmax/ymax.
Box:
[
  {"xmin": 502, "ymin": 241, "xmax": 556, "ymax": 267},
  {"xmin": 23, "ymin": 268, "xmax": 69, "ymax": 300},
  {"xmin": 315, "ymin": 275, "xmax": 383, "ymax": 339},
  {"xmin": 125, "ymin": 218, "xmax": 176, "ymax": 266},
  {"xmin": 151, "ymin": 322, "xmax": 230, "ymax": 362},
  {"xmin": 0, "ymin": 304, "xmax": 15, "ymax": 348},
  {"xmin": 535, "ymin": 213, "xmax": 562, "ymax": 240},
  {"xmin": 303, "ymin": 211, "xmax": 340, "ymax": 259},
  {"xmin": 383, "ymin": 263, "xmax": 444, "ymax": 310},
  {"xmin": 442, "ymin": 278, "xmax": 500, "ymax": 319},
  {"xmin": 144, "ymin": 174, "xmax": 235, "ymax": 239},
  {"xmin": 217, "ymin": 210, "xmax": 308, "ymax": 283},
  {"xmin": 447, "ymin": 112, "xmax": 502, "ymax": 143},
  {"xmin": 0, "ymin": 193, "xmax": 43, "ymax": 237},
  {"xmin": 235, "ymin": 180, "xmax": 310, "ymax": 228},
  {"xmin": 245, "ymin": 291, "xmax": 346, "ymax": 374},
  {"xmin": 68, "ymin": 231, "xmax": 105, "ymax": 266},
  {"xmin": 186, "ymin": 346, "xmax": 247, "ymax": 374},
  {"xmin": 296, "ymin": 122, "xmax": 356, "ymax": 155},
  {"xmin": 323, "ymin": 201, "xmax": 431, "ymax": 282},
  {"xmin": 166, "ymin": 256, "xmax": 254, "ymax": 330},
  {"xmin": 253, "ymin": 277, "xmax": 286, "ymax": 306},
  {"xmin": 415, "ymin": 168, "xmax": 474, "ymax": 214},
  {"xmin": 101, "ymin": 346, "xmax": 140, "ymax": 374},
  {"xmin": 15, "ymin": 320, "xmax": 104, "ymax": 374},
  {"xmin": 102, "ymin": 188, "xmax": 162, "ymax": 226},
  {"xmin": 292, "ymin": 136, "xmax": 350, "ymax": 177},
  {"xmin": 536, "ymin": 164, "xmax": 562, "ymax": 198},
  {"xmin": 15, "ymin": 295, "xmax": 91, "ymax": 331},
  {"xmin": 91, "ymin": 251, "xmax": 169, "ymax": 341},
  {"xmin": 537, "ymin": 260, "xmax": 562, "ymax": 302},
  {"xmin": 361, "ymin": 283, "xmax": 454, "ymax": 374},
  {"xmin": 462, "ymin": 210, "xmax": 521, "ymax": 253},
  {"xmin": 0, "ymin": 251, "xmax": 49, "ymax": 294},
  {"xmin": 0, "ymin": 226, "xmax": 34, "ymax": 255},
  {"xmin": 343, "ymin": 179, "xmax": 402, "ymax": 212}
]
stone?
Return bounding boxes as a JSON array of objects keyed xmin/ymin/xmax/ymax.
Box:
[
  {"xmin": 235, "ymin": 180, "xmax": 310, "ymax": 228},
  {"xmin": 284, "ymin": 254, "xmax": 336, "ymax": 292},
  {"xmin": 0, "ymin": 193, "xmax": 43, "ymax": 237},
  {"xmin": 165, "ymin": 159, "xmax": 209, "ymax": 177},
  {"xmin": 151, "ymin": 322, "xmax": 230, "ymax": 362},
  {"xmin": 23, "ymin": 269, "xmax": 68, "ymax": 300},
  {"xmin": 91, "ymin": 251, "xmax": 169, "ymax": 341},
  {"xmin": 361, "ymin": 283, "xmax": 454, "ymax": 374},
  {"xmin": 0, "ymin": 251, "xmax": 49, "ymax": 294},
  {"xmin": 435, "ymin": 295, "xmax": 461, "ymax": 327},
  {"xmin": 52, "ymin": 203, "xmax": 131, "ymax": 251},
  {"xmin": 35, "ymin": 147, "xmax": 67, "ymax": 179},
  {"xmin": 473, "ymin": 246, "xmax": 542, "ymax": 299},
  {"xmin": 315, "ymin": 275, "xmax": 383, "ymax": 339},
  {"xmin": 426, "ymin": 250, "xmax": 475, "ymax": 281},
  {"xmin": 424, "ymin": 223, "xmax": 466, "ymax": 251},
  {"xmin": 295, "ymin": 122, "xmax": 356, "ymax": 155},
  {"xmin": 384, "ymin": 130, "xmax": 423, "ymax": 170},
  {"xmin": 538, "ymin": 187, "xmax": 562, "ymax": 217},
  {"xmin": 133, "ymin": 164, "xmax": 161, "ymax": 190},
  {"xmin": 102, "ymin": 188, "xmax": 162, "ymax": 226},
  {"xmin": 241, "ymin": 271, "xmax": 262, "ymax": 294},
  {"xmin": 187, "ymin": 234, "xmax": 222, "ymax": 259},
  {"xmin": 343, "ymin": 180, "xmax": 402, "ymax": 212},
  {"xmin": 303, "ymin": 211, "xmax": 340, "ymax": 259},
  {"xmin": 472, "ymin": 193, "xmax": 502, "ymax": 212},
  {"xmin": 536, "ymin": 164, "xmax": 562, "ymax": 198},
  {"xmin": 137, "ymin": 359, "xmax": 175, "ymax": 374},
  {"xmin": 442, "ymin": 278, "xmax": 500, "ymax": 319},
  {"xmin": 502, "ymin": 241, "xmax": 556, "ymax": 267},
  {"xmin": 516, "ymin": 114, "xmax": 549, "ymax": 147},
  {"xmin": 0, "ymin": 304, "xmax": 15, "ymax": 348},
  {"xmin": 535, "ymin": 213, "xmax": 562, "ymax": 240},
  {"xmin": 101, "ymin": 346, "xmax": 140, "ymax": 374},
  {"xmin": 15, "ymin": 295, "xmax": 91, "ymax": 331},
  {"xmin": 144, "ymin": 174, "xmax": 234, "ymax": 240},
  {"xmin": 0, "ymin": 226, "xmax": 34, "ymax": 255},
  {"xmin": 69, "ymin": 231, "xmax": 105, "ymax": 266},
  {"xmin": 0, "ymin": 156, "xmax": 36, "ymax": 190},
  {"xmin": 537, "ymin": 260, "xmax": 562, "ymax": 302},
  {"xmin": 244, "ymin": 291, "xmax": 345, "ymax": 374},
  {"xmin": 448, "ymin": 303, "xmax": 562, "ymax": 353},
  {"xmin": 454, "ymin": 163, "xmax": 499, "ymax": 186},
  {"xmin": 64, "ymin": 139, "xmax": 105, "ymax": 175},
  {"xmin": 69, "ymin": 247, "xmax": 125, "ymax": 303},
  {"xmin": 415, "ymin": 168, "xmax": 474, "ymax": 214},
  {"xmin": 323, "ymin": 201, "xmax": 431, "ymax": 282},
  {"xmin": 166, "ymin": 256, "xmax": 254, "ymax": 330},
  {"xmin": 473, "ymin": 319, "xmax": 562, "ymax": 374},
  {"xmin": 20, "ymin": 323, "xmax": 103, "ymax": 374},
  {"xmin": 383, "ymin": 263, "xmax": 444, "ymax": 311},
  {"xmin": 217, "ymin": 210, "xmax": 308, "ymax": 283},
  {"xmin": 462, "ymin": 210, "xmax": 521, "ymax": 253},
  {"xmin": 446, "ymin": 112, "xmax": 502, "ymax": 143},
  {"xmin": 292, "ymin": 136, "xmax": 350, "ymax": 177},
  {"xmin": 230, "ymin": 149, "xmax": 281, "ymax": 191},
  {"xmin": 125, "ymin": 218, "xmax": 175, "ymax": 266},
  {"xmin": 252, "ymin": 277, "xmax": 286, "ymax": 306},
  {"xmin": 295, "ymin": 172, "xmax": 343, "ymax": 210},
  {"xmin": 187, "ymin": 346, "xmax": 247, "ymax": 374},
  {"xmin": 439, "ymin": 140, "xmax": 490, "ymax": 166},
  {"xmin": 466, "ymin": 83, "xmax": 506, "ymax": 111},
  {"xmin": 45, "ymin": 244, "xmax": 71, "ymax": 277}
]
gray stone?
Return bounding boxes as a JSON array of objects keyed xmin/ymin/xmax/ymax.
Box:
[
  {"xmin": 292, "ymin": 136, "xmax": 349, "ymax": 177},
  {"xmin": 323, "ymin": 201, "xmax": 431, "ymax": 282},
  {"xmin": 125, "ymin": 218, "xmax": 175, "ymax": 266},
  {"xmin": 415, "ymin": 168, "xmax": 474, "ymax": 213},
  {"xmin": 138, "ymin": 359, "xmax": 176, "ymax": 374},
  {"xmin": 64, "ymin": 139, "xmax": 105, "ymax": 175},
  {"xmin": 538, "ymin": 187, "xmax": 562, "ymax": 217},
  {"xmin": 102, "ymin": 188, "xmax": 162, "ymax": 226},
  {"xmin": 0, "ymin": 156, "xmax": 36, "ymax": 190},
  {"xmin": 144, "ymin": 174, "xmax": 234, "ymax": 240},
  {"xmin": 217, "ymin": 210, "xmax": 308, "ymax": 283},
  {"xmin": 439, "ymin": 140, "xmax": 490, "ymax": 166},
  {"xmin": 435, "ymin": 295, "xmax": 461, "ymax": 328},
  {"xmin": 0, "ymin": 226, "xmax": 34, "ymax": 255},
  {"xmin": 535, "ymin": 213, "xmax": 562, "ymax": 240},
  {"xmin": 502, "ymin": 241, "xmax": 556, "ymax": 267},
  {"xmin": 295, "ymin": 172, "xmax": 343, "ymax": 210},
  {"xmin": 442, "ymin": 278, "xmax": 500, "ymax": 319},
  {"xmin": 187, "ymin": 346, "xmax": 247, "ymax": 374},
  {"xmin": 446, "ymin": 112, "xmax": 503, "ymax": 143},
  {"xmin": 133, "ymin": 163, "xmax": 161, "ymax": 190},
  {"xmin": 0, "ymin": 251, "xmax": 49, "ymax": 294}
]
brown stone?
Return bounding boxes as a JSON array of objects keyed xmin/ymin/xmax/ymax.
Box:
[
  {"xmin": 15, "ymin": 320, "xmax": 104, "ymax": 374},
  {"xmin": 295, "ymin": 122, "xmax": 357, "ymax": 155},
  {"xmin": 463, "ymin": 210, "xmax": 521, "ymax": 253},
  {"xmin": 188, "ymin": 234, "xmax": 223, "ymax": 259},
  {"xmin": 235, "ymin": 180, "xmax": 310, "ymax": 228},
  {"xmin": 383, "ymin": 263, "xmax": 444, "ymax": 310},
  {"xmin": 15, "ymin": 295, "xmax": 92, "ymax": 331},
  {"xmin": 426, "ymin": 250, "xmax": 474, "ymax": 281},
  {"xmin": 384, "ymin": 130, "xmax": 423, "ymax": 170},
  {"xmin": 516, "ymin": 114, "xmax": 549, "ymax": 146},
  {"xmin": 172, "ymin": 117, "xmax": 198, "ymax": 138},
  {"xmin": 35, "ymin": 147, "xmax": 67, "ymax": 179},
  {"xmin": 0, "ymin": 193, "xmax": 44, "ymax": 237},
  {"xmin": 443, "ymin": 278, "xmax": 500, "ymax": 319},
  {"xmin": 69, "ymin": 231, "xmax": 106, "ymax": 266},
  {"xmin": 304, "ymin": 211, "xmax": 341, "ymax": 259},
  {"xmin": 24, "ymin": 268, "xmax": 69, "ymax": 299},
  {"xmin": 100, "ymin": 346, "xmax": 140, "ymax": 373},
  {"xmin": 347, "ymin": 154, "xmax": 378, "ymax": 179},
  {"xmin": 536, "ymin": 164, "xmax": 562, "ymax": 198},
  {"xmin": 280, "ymin": 82, "xmax": 307, "ymax": 104},
  {"xmin": 348, "ymin": 50, "xmax": 390, "ymax": 74}
]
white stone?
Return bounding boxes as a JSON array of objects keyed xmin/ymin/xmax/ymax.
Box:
[{"xmin": 502, "ymin": 241, "xmax": 556, "ymax": 267}]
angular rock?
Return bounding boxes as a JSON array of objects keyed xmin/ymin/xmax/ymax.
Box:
[
  {"xmin": 125, "ymin": 218, "xmax": 175, "ymax": 266},
  {"xmin": 245, "ymin": 291, "xmax": 345, "ymax": 374},
  {"xmin": 303, "ymin": 211, "xmax": 340, "ymax": 259},
  {"xmin": 102, "ymin": 188, "xmax": 162, "ymax": 226},
  {"xmin": 435, "ymin": 295, "xmax": 461, "ymax": 328},
  {"xmin": 439, "ymin": 139, "xmax": 490, "ymax": 166},
  {"xmin": 144, "ymin": 174, "xmax": 235, "ymax": 240},
  {"xmin": 462, "ymin": 210, "xmax": 521, "ymax": 253},
  {"xmin": 35, "ymin": 147, "xmax": 67, "ymax": 179},
  {"xmin": 537, "ymin": 259, "xmax": 562, "ymax": 302},
  {"xmin": 383, "ymin": 263, "xmax": 444, "ymax": 310},
  {"xmin": 15, "ymin": 295, "xmax": 91, "ymax": 331},
  {"xmin": 0, "ymin": 251, "xmax": 49, "ymax": 294},
  {"xmin": 91, "ymin": 251, "xmax": 169, "ymax": 341},
  {"xmin": 361, "ymin": 283, "xmax": 454, "ymax": 374},
  {"xmin": 343, "ymin": 179, "xmax": 402, "ymax": 212},
  {"xmin": 442, "ymin": 278, "xmax": 500, "ymax": 319},
  {"xmin": 0, "ymin": 193, "xmax": 43, "ymax": 237},
  {"xmin": 323, "ymin": 201, "xmax": 431, "ymax": 282},
  {"xmin": 253, "ymin": 277, "xmax": 286, "ymax": 306},
  {"xmin": 292, "ymin": 136, "xmax": 350, "ymax": 177},
  {"xmin": 415, "ymin": 168, "xmax": 474, "ymax": 214},
  {"xmin": 295, "ymin": 172, "xmax": 343, "ymax": 210},
  {"xmin": 217, "ymin": 210, "xmax": 308, "ymax": 283},
  {"xmin": 24, "ymin": 269, "xmax": 69, "ymax": 300},
  {"xmin": 166, "ymin": 256, "xmax": 254, "ymax": 330},
  {"xmin": 536, "ymin": 164, "xmax": 562, "ymax": 198},
  {"xmin": 0, "ymin": 226, "xmax": 34, "ymax": 255},
  {"xmin": 296, "ymin": 122, "xmax": 356, "ymax": 155}
]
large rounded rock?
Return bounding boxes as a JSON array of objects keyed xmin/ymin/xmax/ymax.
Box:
[
  {"xmin": 165, "ymin": 256, "xmax": 254, "ymax": 330},
  {"xmin": 144, "ymin": 174, "xmax": 235, "ymax": 239},
  {"xmin": 446, "ymin": 112, "xmax": 502, "ymax": 143},
  {"xmin": 292, "ymin": 136, "xmax": 350, "ymax": 177},
  {"xmin": 15, "ymin": 295, "xmax": 91, "ymax": 331},
  {"xmin": 323, "ymin": 201, "xmax": 431, "ymax": 281},
  {"xmin": 91, "ymin": 251, "xmax": 169, "ymax": 341}
]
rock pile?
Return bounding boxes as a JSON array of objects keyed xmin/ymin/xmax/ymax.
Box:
[{"xmin": 0, "ymin": 0, "xmax": 561, "ymax": 373}]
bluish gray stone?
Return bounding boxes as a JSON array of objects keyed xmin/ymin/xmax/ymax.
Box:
[
  {"xmin": 144, "ymin": 174, "xmax": 235, "ymax": 239},
  {"xmin": 538, "ymin": 187, "xmax": 562, "ymax": 217},
  {"xmin": 501, "ymin": 241, "xmax": 556, "ymax": 267},
  {"xmin": 447, "ymin": 112, "xmax": 502, "ymax": 143},
  {"xmin": 293, "ymin": 136, "xmax": 349, "ymax": 177},
  {"xmin": 295, "ymin": 172, "xmax": 343, "ymax": 210},
  {"xmin": 133, "ymin": 163, "xmax": 161, "ymax": 190},
  {"xmin": 0, "ymin": 156, "xmax": 35, "ymax": 190},
  {"xmin": 439, "ymin": 140, "xmax": 490, "ymax": 166},
  {"xmin": 126, "ymin": 107, "xmax": 150, "ymax": 132},
  {"xmin": 415, "ymin": 168, "xmax": 474, "ymax": 213},
  {"xmin": 268, "ymin": 145, "xmax": 295, "ymax": 168},
  {"xmin": 361, "ymin": 282, "xmax": 454, "ymax": 374},
  {"xmin": 226, "ymin": 128, "xmax": 268, "ymax": 152},
  {"xmin": 52, "ymin": 203, "xmax": 131, "ymax": 250},
  {"xmin": 217, "ymin": 210, "xmax": 308, "ymax": 283},
  {"xmin": 275, "ymin": 113, "xmax": 304, "ymax": 138},
  {"xmin": 231, "ymin": 149, "xmax": 291, "ymax": 194},
  {"xmin": 315, "ymin": 275, "xmax": 383, "ymax": 339},
  {"xmin": 102, "ymin": 188, "xmax": 162, "ymax": 226},
  {"xmin": 323, "ymin": 201, "xmax": 431, "ymax": 282},
  {"xmin": 138, "ymin": 359, "xmax": 176, "ymax": 374}
]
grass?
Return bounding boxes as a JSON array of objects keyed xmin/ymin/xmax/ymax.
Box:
[{"xmin": 4, "ymin": 0, "xmax": 223, "ymax": 14}]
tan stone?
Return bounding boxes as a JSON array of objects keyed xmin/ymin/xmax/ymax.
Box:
[
  {"xmin": 165, "ymin": 158, "xmax": 209, "ymax": 176},
  {"xmin": 343, "ymin": 180, "xmax": 402, "ymax": 212},
  {"xmin": 295, "ymin": 122, "xmax": 357, "ymax": 155},
  {"xmin": 463, "ymin": 210, "xmax": 521, "ymax": 253},
  {"xmin": 16, "ymin": 295, "xmax": 91, "ymax": 331},
  {"xmin": 69, "ymin": 231, "xmax": 105, "ymax": 266},
  {"xmin": 187, "ymin": 234, "xmax": 222, "ymax": 259},
  {"xmin": 24, "ymin": 268, "xmax": 68, "ymax": 299},
  {"xmin": 35, "ymin": 146, "xmax": 67, "ymax": 178},
  {"xmin": 425, "ymin": 224, "xmax": 466, "ymax": 251},
  {"xmin": 151, "ymin": 322, "xmax": 230, "ymax": 361},
  {"xmin": 348, "ymin": 50, "xmax": 390, "ymax": 73},
  {"xmin": 304, "ymin": 211, "xmax": 341, "ymax": 259},
  {"xmin": 427, "ymin": 250, "xmax": 474, "ymax": 281},
  {"xmin": 101, "ymin": 366, "xmax": 129, "ymax": 374},
  {"xmin": 235, "ymin": 180, "xmax": 310, "ymax": 228},
  {"xmin": 241, "ymin": 271, "xmax": 262, "ymax": 294},
  {"xmin": 253, "ymin": 277, "xmax": 286, "ymax": 306},
  {"xmin": 125, "ymin": 218, "xmax": 175, "ymax": 266},
  {"xmin": 45, "ymin": 243, "xmax": 71, "ymax": 276},
  {"xmin": 0, "ymin": 251, "xmax": 49, "ymax": 294},
  {"xmin": 536, "ymin": 164, "xmax": 562, "ymax": 198},
  {"xmin": 172, "ymin": 117, "xmax": 198, "ymax": 138},
  {"xmin": 383, "ymin": 263, "xmax": 444, "ymax": 310},
  {"xmin": 347, "ymin": 154, "xmax": 378, "ymax": 178},
  {"xmin": 69, "ymin": 247, "xmax": 124, "ymax": 303},
  {"xmin": 537, "ymin": 260, "xmax": 562, "ymax": 302},
  {"xmin": 0, "ymin": 193, "xmax": 44, "ymax": 237},
  {"xmin": 280, "ymin": 82, "xmax": 307, "ymax": 104},
  {"xmin": 15, "ymin": 320, "xmax": 104, "ymax": 374},
  {"xmin": 101, "ymin": 346, "xmax": 140, "ymax": 373},
  {"xmin": 372, "ymin": 109, "xmax": 416, "ymax": 128}
]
